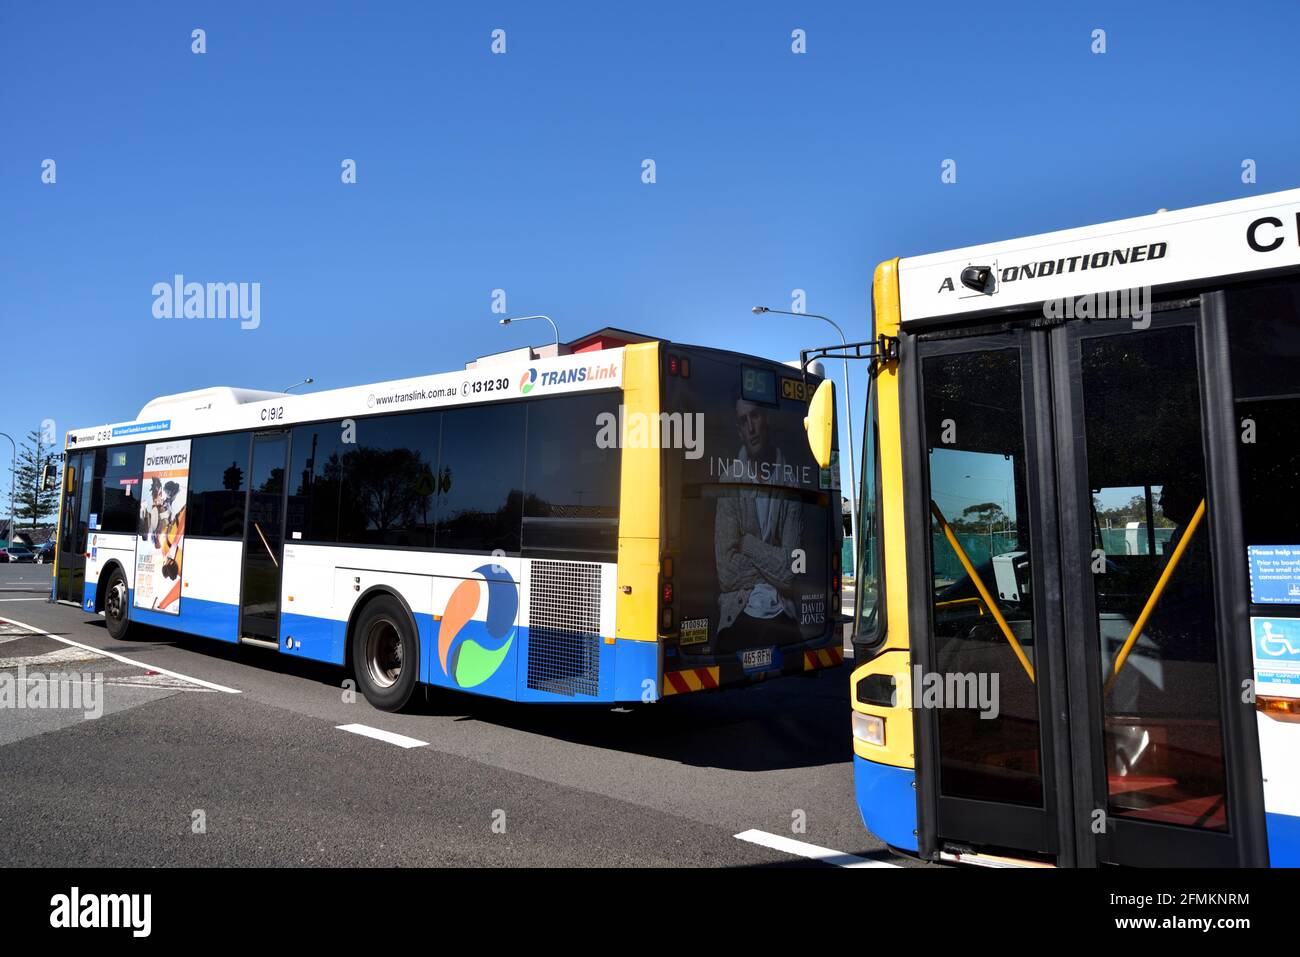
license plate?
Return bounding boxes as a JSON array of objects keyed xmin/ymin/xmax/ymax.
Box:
[{"xmin": 741, "ymin": 647, "xmax": 774, "ymax": 671}]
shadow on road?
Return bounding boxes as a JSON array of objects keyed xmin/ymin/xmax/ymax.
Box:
[{"xmin": 89, "ymin": 617, "xmax": 854, "ymax": 772}]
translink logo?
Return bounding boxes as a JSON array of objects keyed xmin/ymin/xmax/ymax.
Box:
[{"xmin": 519, "ymin": 362, "xmax": 618, "ymax": 394}]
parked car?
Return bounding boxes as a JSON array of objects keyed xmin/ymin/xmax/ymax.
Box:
[
  {"xmin": 0, "ymin": 544, "xmax": 36, "ymax": 563},
  {"xmin": 34, "ymin": 539, "xmax": 56, "ymax": 563}
]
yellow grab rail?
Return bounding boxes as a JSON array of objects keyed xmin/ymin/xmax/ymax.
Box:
[
  {"xmin": 930, "ymin": 501, "xmax": 1035, "ymax": 683},
  {"xmin": 1104, "ymin": 498, "xmax": 1206, "ymax": 696}
]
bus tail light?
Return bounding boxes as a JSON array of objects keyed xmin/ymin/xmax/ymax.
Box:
[
  {"xmin": 660, "ymin": 556, "xmax": 676, "ymax": 634},
  {"xmin": 852, "ymin": 712, "xmax": 885, "ymax": 746},
  {"xmin": 668, "ymin": 355, "xmax": 680, "ymax": 376}
]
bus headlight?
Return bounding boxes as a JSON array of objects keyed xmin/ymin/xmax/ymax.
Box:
[{"xmin": 852, "ymin": 712, "xmax": 885, "ymax": 746}]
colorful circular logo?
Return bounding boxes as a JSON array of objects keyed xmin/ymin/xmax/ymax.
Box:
[
  {"xmin": 519, "ymin": 368, "xmax": 537, "ymax": 394},
  {"xmin": 437, "ymin": 564, "xmax": 518, "ymax": 688}
]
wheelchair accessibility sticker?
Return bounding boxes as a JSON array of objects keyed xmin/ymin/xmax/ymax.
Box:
[{"xmin": 1252, "ymin": 616, "xmax": 1300, "ymax": 696}]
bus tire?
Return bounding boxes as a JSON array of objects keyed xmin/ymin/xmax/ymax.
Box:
[
  {"xmin": 351, "ymin": 595, "xmax": 419, "ymax": 712},
  {"xmin": 104, "ymin": 566, "xmax": 131, "ymax": 640}
]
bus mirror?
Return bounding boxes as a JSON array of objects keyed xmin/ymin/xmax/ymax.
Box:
[
  {"xmin": 41, "ymin": 463, "xmax": 58, "ymax": 492},
  {"xmin": 804, "ymin": 379, "xmax": 835, "ymax": 469}
]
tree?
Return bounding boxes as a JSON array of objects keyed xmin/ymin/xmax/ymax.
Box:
[
  {"xmin": 12, "ymin": 428, "xmax": 59, "ymax": 527},
  {"xmin": 951, "ymin": 501, "xmax": 1009, "ymax": 533}
]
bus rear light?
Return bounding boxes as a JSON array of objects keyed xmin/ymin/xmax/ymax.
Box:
[
  {"xmin": 853, "ymin": 712, "xmax": 885, "ymax": 746},
  {"xmin": 668, "ymin": 355, "xmax": 680, "ymax": 376},
  {"xmin": 832, "ymin": 550, "xmax": 841, "ymax": 573},
  {"xmin": 661, "ymin": 557, "xmax": 673, "ymax": 579},
  {"xmin": 680, "ymin": 357, "xmax": 690, "ymax": 378},
  {"xmin": 662, "ymin": 608, "xmax": 674, "ymax": 629},
  {"xmin": 833, "ymin": 574, "xmax": 841, "ymax": 593},
  {"xmin": 662, "ymin": 582, "xmax": 673, "ymax": 605}
]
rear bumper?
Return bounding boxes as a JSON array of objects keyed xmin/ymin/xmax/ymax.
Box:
[{"xmin": 662, "ymin": 631, "xmax": 844, "ymax": 696}]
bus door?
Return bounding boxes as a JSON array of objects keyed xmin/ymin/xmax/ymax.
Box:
[
  {"xmin": 910, "ymin": 305, "xmax": 1263, "ymax": 866},
  {"xmin": 239, "ymin": 431, "xmax": 289, "ymax": 646},
  {"xmin": 56, "ymin": 450, "xmax": 94, "ymax": 604},
  {"xmin": 1052, "ymin": 306, "xmax": 1261, "ymax": 867},
  {"xmin": 912, "ymin": 330, "xmax": 1066, "ymax": 859}
]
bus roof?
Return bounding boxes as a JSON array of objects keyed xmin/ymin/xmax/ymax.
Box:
[
  {"xmin": 65, "ymin": 337, "xmax": 815, "ymax": 451},
  {"xmin": 67, "ymin": 346, "xmax": 628, "ymax": 450},
  {"xmin": 897, "ymin": 186, "xmax": 1300, "ymax": 323}
]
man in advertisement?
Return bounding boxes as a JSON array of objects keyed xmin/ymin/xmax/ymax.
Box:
[{"xmin": 713, "ymin": 395, "xmax": 804, "ymax": 652}]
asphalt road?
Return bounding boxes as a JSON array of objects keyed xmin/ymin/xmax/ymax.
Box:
[{"xmin": 0, "ymin": 563, "xmax": 914, "ymax": 867}]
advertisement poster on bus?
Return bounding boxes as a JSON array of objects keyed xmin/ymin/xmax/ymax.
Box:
[
  {"xmin": 666, "ymin": 351, "xmax": 836, "ymax": 655},
  {"xmin": 134, "ymin": 439, "xmax": 190, "ymax": 615}
]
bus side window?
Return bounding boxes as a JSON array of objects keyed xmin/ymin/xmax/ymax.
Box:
[{"xmin": 1228, "ymin": 280, "xmax": 1300, "ymax": 596}]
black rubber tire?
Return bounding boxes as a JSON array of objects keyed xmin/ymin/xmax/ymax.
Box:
[
  {"xmin": 351, "ymin": 595, "xmax": 419, "ymax": 712},
  {"xmin": 104, "ymin": 566, "xmax": 132, "ymax": 640}
]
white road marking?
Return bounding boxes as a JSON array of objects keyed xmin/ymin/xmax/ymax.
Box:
[
  {"xmin": 0, "ymin": 616, "xmax": 241, "ymax": 694},
  {"xmin": 0, "ymin": 648, "xmax": 105, "ymax": 668},
  {"xmin": 0, "ymin": 597, "xmax": 50, "ymax": 602},
  {"xmin": 733, "ymin": 829, "xmax": 900, "ymax": 868},
  {"xmin": 337, "ymin": 723, "xmax": 428, "ymax": 749}
]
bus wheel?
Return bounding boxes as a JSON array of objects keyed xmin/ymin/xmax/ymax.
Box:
[
  {"xmin": 104, "ymin": 567, "xmax": 131, "ymax": 640},
  {"xmin": 352, "ymin": 596, "xmax": 418, "ymax": 712}
]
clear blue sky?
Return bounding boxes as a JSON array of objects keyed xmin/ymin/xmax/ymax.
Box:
[{"xmin": 3, "ymin": 0, "xmax": 1298, "ymax": 512}]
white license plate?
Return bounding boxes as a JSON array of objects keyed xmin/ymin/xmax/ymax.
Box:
[{"xmin": 741, "ymin": 647, "xmax": 774, "ymax": 671}]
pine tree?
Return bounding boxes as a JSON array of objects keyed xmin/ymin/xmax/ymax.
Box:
[{"xmin": 13, "ymin": 428, "xmax": 60, "ymax": 527}]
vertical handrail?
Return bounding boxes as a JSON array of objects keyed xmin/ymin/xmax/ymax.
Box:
[
  {"xmin": 1104, "ymin": 499, "xmax": 1206, "ymax": 695},
  {"xmin": 930, "ymin": 501, "xmax": 1035, "ymax": 683}
]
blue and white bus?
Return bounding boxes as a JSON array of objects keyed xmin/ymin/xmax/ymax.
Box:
[{"xmin": 54, "ymin": 332, "xmax": 846, "ymax": 710}]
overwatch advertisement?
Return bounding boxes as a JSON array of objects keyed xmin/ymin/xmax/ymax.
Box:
[{"xmin": 134, "ymin": 439, "xmax": 190, "ymax": 614}]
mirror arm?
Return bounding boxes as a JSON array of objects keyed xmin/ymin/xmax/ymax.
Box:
[{"xmin": 798, "ymin": 334, "xmax": 899, "ymax": 391}]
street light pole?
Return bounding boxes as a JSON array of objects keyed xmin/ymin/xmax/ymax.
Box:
[
  {"xmin": 0, "ymin": 432, "xmax": 16, "ymax": 546},
  {"xmin": 498, "ymin": 315, "xmax": 560, "ymax": 352},
  {"xmin": 283, "ymin": 377, "xmax": 315, "ymax": 393},
  {"xmin": 751, "ymin": 307, "xmax": 858, "ymax": 556}
]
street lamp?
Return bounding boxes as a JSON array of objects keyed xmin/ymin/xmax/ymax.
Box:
[
  {"xmin": 283, "ymin": 378, "xmax": 315, "ymax": 393},
  {"xmin": 498, "ymin": 315, "xmax": 560, "ymax": 351},
  {"xmin": 0, "ymin": 432, "xmax": 15, "ymax": 547},
  {"xmin": 752, "ymin": 306, "xmax": 858, "ymax": 553}
]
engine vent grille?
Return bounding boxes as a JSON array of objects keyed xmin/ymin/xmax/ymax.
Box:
[{"xmin": 526, "ymin": 560, "xmax": 602, "ymax": 697}]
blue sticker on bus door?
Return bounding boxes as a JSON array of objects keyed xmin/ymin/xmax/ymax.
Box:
[
  {"xmin": 1247, "ymin": 546, "xmax": 1300, "ymax": 604},
  {"xmin": 1251, "ymin": 617, "xmax": 1300, "ymax": 697}
]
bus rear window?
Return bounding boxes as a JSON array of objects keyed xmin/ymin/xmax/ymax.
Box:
[{"xmin": 665, "ymin": 349, "xmax": 838, "ymax": 652}]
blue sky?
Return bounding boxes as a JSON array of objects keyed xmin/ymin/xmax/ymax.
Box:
[{"xmin": 3, "ymin": 0, "xmax": 1298, "ymax": 511}]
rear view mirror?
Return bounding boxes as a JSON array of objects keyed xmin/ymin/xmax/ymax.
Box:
[
  {"xmin": 804, "ymin": 379, "xmax": 835, "ymax": 468},
  {"xmin": 41, "ymin": 463, "xmax": 58, "ymax": 492}
]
